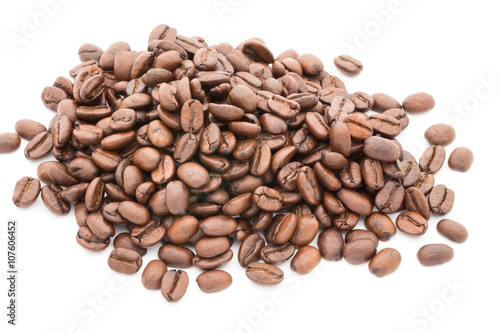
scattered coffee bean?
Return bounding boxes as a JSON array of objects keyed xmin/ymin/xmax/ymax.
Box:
[
  {"xmin": 142, "ymin": 260, "xmax": 168, "ymax": 290},
  {"xmin": 424, "ymin": 124, "xmax": 455, "ymax": 146},
  {"xmin": 0, "ymin": 133, "xmax": 21, "ymax": 154},
  {"xmin": 196, "ymin": 270, "xmax": 232, "ymax": 293},
  {"xmin": 369, "ymin": 248, "xmax": 401, "ymax": 277},
  {"xmin": 417, "ymin": 244, "xmax": 454, "ymax": 266},
  {"xmin": 334, "ymin": 55, "xmax": 363, "ymax": 76},
  {"xmin": 436, "ymin": 219, "xmax": 468, "ymax": 243},
  {"xmin": 448, "ymin": 147, "xmax": 474, "ymax": 172},
  {"xmin": 402, "ymin": 92, "xmax": 435, "ymax": 113}
]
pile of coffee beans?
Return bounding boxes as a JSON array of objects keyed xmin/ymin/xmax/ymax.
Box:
[{"xmin": 2, "ymin": 24, "xmax": 473, "ymax": 302}]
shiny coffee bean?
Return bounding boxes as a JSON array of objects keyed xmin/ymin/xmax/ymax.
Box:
[{"xmin": 417, "ymin": 244, "xmax": 454, "ymax": 266}]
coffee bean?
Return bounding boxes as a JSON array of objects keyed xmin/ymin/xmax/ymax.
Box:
[
  {"xmin": 363, "ymin": 136, "xmax": 400, "ymax": 162},
  {"xmin": 15, "ymin": 120, "xmax": 47, "ymax": 141},
  {"xmin": 369, "ymin": 114, "xmax": 401, "ymax": 138},
  {"xmin": 87, "ymin": 212, "xmax": 115, "ymax": 240},
  {"xmin": 246, "ymin": 262, "xmax": 284, "ymax": 286},
  {"xmin": 76, "ymin": 226, "xmax": 109, "ymax": 252},
  {"xmin": 374, "ymin": 180, "xmax": 405, "ymax": 214},
  {"xmin": 448, "ymin": 147, "xmax": 474, "ymax": 172},
  {"xmin": 297, "ymin": 166, "xmax": 322, "ymax": 206},
  {"xmin": 195, "ymin": 236, "xmax": 231, "ymax": 259},
  {"xmin": 428, "ymin": 184, "xmax": 454, "ymax": 215},
  {"xmin": 396, "ymin": 211, "xmax": 428, "ymax": 236},
  {"xmin": 266, "ymin": 213, "xmax": 297, "ymax": 245},
  {"xmin": 12, "ymin": 176, "xmax": 41, "ymax": 208},
  {"xmin": 317, "ymin": 229, "xmax": 344, "ymax": 261},
  {"xmin": 199, "ymin": 215, "xmax": 237, "ymax": 236},
  {"xmin": 161, "ymin": 269, "xmax": 189, "ymax": 302},
  {"xmin": 383, "ymin": 108, "xmax": 409, "ymax": 130},
  {"xmin": 290, "ymin": 214, "xmax": 319, "ymax": 246},
  {"xmin": 41, "ymin": 184, "xmax": 70, "ymax": 215},
  {"xmin": 372, "ymin": 93, "xmax": 401, "ymax": 112},
  {"xmin": 253, "ymin": 186, "xmax": 283, "ymax": 212},
  {"xmin": 344, "ymin": 113, "xmax": 373, "ymax": 140},
  {"xmin": 193, "ymin": 250, "xmax": 233, "ymax": 270},
  {"xmin": 196, "ymin": 270, "xmax": 232, "ymax": 293},
  {"xmin": 436, "ymin": 219, "xmax": 468, "ymax": 243},
  {"xmin": 113, "ymin": 232, "xmax": 147, "ymax": 256},
  {"xmin": 142, "ymin": 260, "xmax": 168, "ymax": 290},
  {"xmin": 343, "ymin": 239, "xmax": 377, "ymax": 265},
  {"xmin": 337, "ymin": 188, "xmax": 373, "ymax": 216},
  {"xmin": 345, "ymin": 229, "xmax": 378, "ymax": 247},
  {"xmin": 158, "ymin": 244, "xmax": 194, "ymax": 269},
  {"xmin": 290, "ymin": 245, "xmax": 321, "ymax": 274},
  {"xmin": 417, "ymin": 244, "xmax": 454, "ymax": 266},
  {"xmin": 238, "ymin": 233, "xmax": 265, "ymax": 267},
  {"xmin": 402, "ymin": 92, "xmax": 435, "ymax": 113},
  {"xmin": 369, "ymin": 248, "xmax": 401, "ymax": 277},
  {"xmin": 424, "ymin": 124, "xmax": 455, "ymax": 146},
  {"xmin": 108, "ymin": 248, "xmax": 143, "ymax": 274},
  {"xmin": 131, "ymin": 219, "xmax": 166, "ymax": 248},
  {"xmin": 329, "ymin": 122, "xmax": 351, "ymax": 157},
  {"xmin": 24, "ymin": 131, "xmax": 53, "ymax": 160},
  {"xmin": 364, "ymin": 212, "xmax": 396, "ymax": 241},
  {"xmin": 419, "ymin": 145, "xmax": 446, "ymax": 174},
  {"xmin": 404, "ymin": 187, "xmax": 431, "ymax": 220},
  {"xmin": 334, "ymin": 55, "xmax": 363, "ymax": 76},
  {"xmin": 177, "ymin": 162, "xmax": 210, "ymax": 189}
]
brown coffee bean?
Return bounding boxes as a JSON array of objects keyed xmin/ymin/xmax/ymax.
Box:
[
  {"xmin": 161, "ymin": 269, "xmax": 189, "ymax": 302},
  {"xmin": 345, "ymin": 229, "xmax": 379, "ymax": 247},
  {"xmin": 448, "ymin": 147, "xmax": 474, "ymax": 172},
  {"xmin": 199, "ymin": 215, "xmax": 238, "ymax": 236},
  {"xmin": 344, "ymin": 113, "xmax": 373, "ymax": 140},
  {"xmin": 360, "ymin": 157, "xmax": 384, "ymax": 191},
  {"xmin": 374, "ymin": 180, "xmax": 405, "ymax": 214},
  {"xmin": 383, "ymin": 108, "xmax": 409, "ymax": 130},
  {"xmin": 396, "ymin": 211, "xmax": 428, "ymax": 236},
  {"xmin": 297, "ymin": 166, "xmax": 322, "ymax": 206},
  {"xmin": 238, "ymin": 233, "xmax": 265, "ymax": 267},
  {"xmin": 167, "ymin": 215, "xmax": 199, "ymax": 245},
  {"xmin": 131, "ymin": 219, "xmax": 166, "ymax": 248},
  {"xmin": 253, "ymin": 186, "xmax": 283, "ymax": 212},
  {"xmin": 158, "ymin": 244, "xmax": 194, "ymax": 268},
  {"xmin": 289, "ymin": 214, "xmax": 319, "ymax": 246},
  {"xmin": 24, "ymin": 131, "xmax": 53, "ymax": 160},
  {"xmin": 259, "ymin": 243, "xmax": 295, "ymax": 265},
  {"xmin": 117, "ymin": 200, "xmax": 150, "ymax": 225},
  {"xmin": 369, "ymin": 248, "xmax": 401, "ymax": 277},
  {"xmin": 266, "ymin": 213, "xmax": 297, "ymax": 245},
  {"xmin": 12, "ymin": 176, "xmax": 41, "ymax": 208},
  {"xmin": 15, "ymin": 120, "xmax": 47, "ymax": 141},
  {"xmin": 436, "ymin": 219, "xmax": 468, "ymax": 243},
  {"xmin": 193, "ymin": 249, "xmax": 233, "ymax": 270},
  {"xmin": 428, "ymin": 184, "xmax": 455, "ymax": 215},
  {"xmin": 419, "ymin": 145, "xmax": 446, "ymax": 174},
  {"xmin": 402, "ymin": 92, "xmax": 435, "ymax": 113},
  {"xmin": 86, "ymin": 212, "xmax": 115, "ymax": 240},
  {"xmin": 297, "ymin": 53, "xmax": 323, "ymax": 76},
  {"xmin": 369, "ymin": 114, "xmax": 401, "ymax": 138},
  {"xmin": 363, "ymin": 136, "xmax": 400, "ymax": 162},
  {"xmin": 332, "ymin": 210, "xmax": 359, "ymax": 231},
  {"xmin": 246, "ymin": 262, "xmax": 284, "ymax": 286},
  {"xmin": 417, "ymin": 244, "xmax": 454, "ymax": 266},
  {"xmin": 177, "ymin": 162, "xmax": 210, "ymax": 189},
  {"xmin": 317, "ymin": 229, "xmax": 343, "ymax": 261},
  {"xmin": 333, "ymin": 55, "xmax": 363, "ymax": 76},
  {"xmin": 108, "ymin": 248, "xmax": 143, "ymax": 274},
  {"xmin": 364, "ymin": 212, "xmax": 396, "ymax": 241},
  {"xmin": 113, "ymin": 232, "xmax": 147, "ymax": 256},
  {"xmin": 76, "ymin": 226, "xmax": 109, "ymax": 252},
  {"xmin": 372, "ymin": 93, "xmax": 401, "ymax": 112},
  {"xmin": 337, "ymin": 188, "xmax": 373, "ymax": 216},
  {"xmin": 41, "ymin": 184, "xmax": 70, "ymax": 215},
  {"xmin": 343, "ymin": 239, "xmax": 377, "ymax": 265},
  {"xmin": 313, "ymin": 161, "xmax": 342, "ymax": 191},
  {"xmin": 195, "ymin": 237, "xmax": 231, "ymax": 258},
  {"xmin": 424, "ymin": 124, "xmax": 455, "ymax": 146},
  {"xmin": 196, "ymin": 270, "xmax": 232, "ymax": 293},
  {"xmin": 142, "ymin": 260, "xmax": 168, "ymax": 290},
  {"xmin": 404, "ymin": 187, "xmax": 431, "ymax": 220},
  {"xmin": 290, "ymin": 245, "xmax": 321, "ymax": 275},
  {"xmin": 329, "ymin": 122, "xmax": 351, "ymax": 157},
  {"xmin": 321, "ymin": 151, "xmax": 347, "ymax": 170}
]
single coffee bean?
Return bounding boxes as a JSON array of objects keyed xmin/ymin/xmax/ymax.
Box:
[
  {"xmin": 260, "ymin": 243, "xmax": 295, "ymax": 265},
  {"xmin": 369, "ymin": 114, "xmax": 401, "ymax": 138},
  {"xmin": 113, "ymin": 232, "xmax": 147, "ymax": 256},
  {"xmin": 161, "ymin": 269, "xmax": 189, "ymax": 302},
  {"xmin": 41, "ymin": 184, "xmax": 70, "ymax": 215},
  {"xmin": 253, "ymin": 186, "xmax": 283, "ymax": 212},
  {"xmin": 165, "ymin": 180, "xmax": 189, "ymax": 215},
  {"xmin": 196, "ymin": 270, "xmax": 232, "ymax": 293},
  {"xmin": 374, "ymin": 180, "xmax": 405, "ymax": 214},
  {"xmin": 158, "ymin": 244, "xmax": 194, "ymax": 268},
  {"xmin": 345, "ymin": 229, "xmax": 379, "ymax": 247},
  {"xmin": 78, "ymin": 43, "xmax": 103, "ymax": 62},
  {"xmin": 76, "ymin": 226, "xmax": 109, "ymax": 252},
  {"xmin": 417, "ymin": 244, "xmax": 454, "ymax": 266},
  {"xmin": 15, "ymin": 120, "xmax": 47, "ymax": 141},
  {"xmin": 363, "ymin": 136, "xmax": 400, "ymax": 162},
  {"xmin": 108, "ymin": 248, "xmax": 143, "ymax": 274},
  {"xmin": 317, "ymin": 229, "xmax": 343, "ymax": 261},
  {"xmin": 12, "ymin": 176, "xmax": 41, "ymax": 208},
  {"xmin": 142, "ymin": 260, "xmax": 168, "ymax": 290},
  {"xmin": 86, "ymin": 212, "xmax": 115, "ymax": 240},
  {"xmin": 290, "ymin": 245, "xmax": 321, "ymax": 275},
  {"xmin": 195, "ymin": 237, "xmax": 231, "ymax": 259},
  {"xmin": 131, "ymin": 219, "xmax": 166, "ymax": 248},
  {"xmin": 238, "ymin": 233, "xmax": 265, "ymax": 267},
  {"xmin": 396, "ymin": 211, "xmax": 428, "ymax": 236},
  {"xmin": 177, "ymin": 162, "xmax": 210, "ymax": 189},
  {"xmin": 383, "ymin": 108, "xmax": 409, "ymax": 130},
  {"xmin": 344, "ymin": 113, "xmax": 373, "ymax": 140},
  {"xmin": 167, "ymin": 215, "xmax": 199, "ymax": 245},
  {"xmin": 424, "ymin": 124, "xmax": 455, "ymax": 146},
  {"xmin": 329, "ymin": 122, "xmax": 351, "ymax": 157},
  {"xmin": 372, "ymin": 93, "xmax": 401, "ymax": 112},
  {"xmin": 419, "ymin": 145, "xmax": 446, "ymax": 173},
  {"xmin": 428, "ymin": 184, "xmax": 455, "ymax": 215},
  {"xmin": 246, "ymin": 262, "xmax": 284, "ymax": 286},
  {"xmin": 369, "ymin": 248, "xmax": 401, "ymax": 277},
  {"xmin": 364, "ymin": 212, "xmax": 396, "ymax": 241},
  {"xmin": 297, "ymin": 166, "xmax": 322, "ymax": 206},
  {"xmin": 117, "ymin": 200, "xmax": 150, "ymax": 225},
  {"xmin": 85, "ymin": 177, "xmax": 104, "ymax": 212},
  {"xmin": 266, "ymin": 213, "xmax": 297, "ymax": 245},
  {"xmin": 333, "ymin": 55, "xmax": 363, "ymax": 76},
  {"xmin": 404, "ymin": 187, "xmax": 431, "ymax": 220},
  {"xmin": 350, "ymin": 92, "xmax": 374, "ymax": 112},
  {"xmin": 402, "ymin": 92, "xmax": 435, "ymax": 113},
  {"xmin": 24, "ymin": 131, "xmax": 53, "ymax": 160},
  {"xmin": 193, "ymin": 249, "xmax": 233, "ymax": 270},
  {"xmin": 413, "ymin": 172, "xmax": 435, "ymax": 195},
  {"xmin": 222, "ymin": 192, "xmax": 253, "ymax": 216},
  {"xmin": 321, "ymin": 151, "xmax": 347, "ymax": 170},
  {"xmin": 343, "ymin": 239, "xmax": 377, "ymax": 265},
  {"xmin": 448, "ymin": 147, "xmax": 474, "ymax": 172},
  {"xmin": 290, "ymin": 214, "xmax": 319, "ymax": 246},
  {"xmin": 436, "ymin": 219, "xmax": 468, "ymax": 243},
  {"xmin": 199, "ymin": 215, "xmax": 238, "ymax": 236},
  {"xmin": 360, "ymin": 157, "xmax": 384, "ymax": 191},
  {"xmin": 337, "ymin": 188, "xmax": 373, "ymax": 216}
]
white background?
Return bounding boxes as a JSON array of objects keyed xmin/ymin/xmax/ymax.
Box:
[{"xmin": 1, "ymin": 1, "xmax": 499, "ymax": 332}]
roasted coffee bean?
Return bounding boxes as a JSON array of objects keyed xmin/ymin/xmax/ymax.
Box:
[
  {"xmin": 297, "ymin": 166, "xmax": 322, "ymax": 206},
  {"xmin": 339, "ymin": 160, "xmax": 363, "ymax": 189},
  {"xmin": 313, "ymin": 162, "xmax": 341, "ymax": 191},
  {"xmin": 41, "ymin": 184, "xmax": 70, "ymax": 215},
  {"xmin": 131, "ymin": 219, "xmax": 166, "ymax": 248},
  {"xmin": 369, "ymin": 248, "xmax": 401, "ymax": 277},
  {"xmin": 419, "ymin": 145, "xmax": 446, "ymax": 174},
  {"xmin": 78, "ymin": 43, "xmax": 103, "ymax": 62},
  {"xmin": 332, "ymin": 210, "xmax": 359, "ymax": 231},
  {"xmin": 436, "ymin": 219, "xmax": 468, "ymax": 243},
  {"xmin": 329, "ymin": 122, "xmax": 351, "ymax": 157},
  {"xmin": 176, "ymin": 162, "xmax": 210, "ymax": 189},
  {"xmin": 345, "ymin": 229, "xmax": 379, "ymax": 247},
  {"xmin": 76, "ymin": 226, "xmax": 110, "ymax": 252},
  {"xmin": 334, "ymin": 55, "xmax": 363, "ymax": 76},
  {"xmin": 424, "ymin": 124, "xmax": 455, "ymax": 146},
  {"xmin": 343, "ymin": 239, "xmax": 377, "ymax": 265},
  {"xmin": 428, "ymin": 184, "xmax": 454, "ymax": 215},
  {"xmin": 374, "ymin": 180, "xmax": 405, "ymax": 214},
  {"xmin": 253, "ymin": 186, "xmax": 283, "ymax": 212},
  {"xmin": 448, "ymin": 147, "xmax": 474, "ymax": 172},
  {"xmin": 246, "ymin": 262, "xmax": 284, "ymax": 286},
  {"xmin": 12, "ymin": 176, "xmax": 41, "ymax": 208},
  {"xmin": 85, "ymin": 177, "xmax": 104, "ymax": 212},
  {"xmin": 337, "ymin": 188, "xmax": 373, "ymax": 216},
  {"xmin": 193, "ymin": 249, "xmax": 233, "ymax": 270},
  {"xmin": 290, "ymin": 214, "xmax": 319, "ymax": 246},
  {"xmin": 372, "ymin": 93, "xmax": 401, "ymax": 112},
  {"xmin": 158, "ymin": 244, "xmax": 194, "ymax": 268},
  {"xmin": 417, "ymin": 244, "xmax": 454, "ymax": 266},
  {"xmin": 396, "ymin": 211, "xmax": 428, "ymax": 236},
  {"xmin": 266, "ymin": 213, "xmax": 297, "ymax": 245},
  {"xmin": 117, "ymin": 200, "xmax": 150, "ymax": 225},
  {"xmin": 318, "ymin": 229, "xmax": 343, "ymax": 261},
  {"xmin": 363, "ymin": 136, "xmax": 400, "ymax": 162},
  {"xmin": 321, "ymin": 151, "xmax": 347, "ymax": 170},
  {"xmin": 413, "ymin": 172, "xmax": 435, "ymax": 195},
  {"xmin": 364, "ymin": 212, "xmax": 396, "ymax": 241},
  {"xmin": 369, "ymin": 114, "xmax": 401, "ymax": 138},
  {"xmin": 86, "ymin": 212, "xmax": 115, "ymax": 240},
  {"xmin": 402, "ymin": 92, "xmax": 435, "ymax": 113},
  {"xmin": 114, "ymin": 232, "xmax": 147, "ymax": 256},
  {"xmin": 290, "ymin": 245, "xmax": 321, "ymax": 275},
  {"xmin": 383, "ymin": 108, "xmax": 409, "ymax": 130},
  {"xmin": 15, "ymin": 120, "xmax": 47, "ymax": 141},
  {"xmin": 108, "ymin": 248, "xmax": 143, "ymax": 274},
  {"xmin": 238, "ymin": 233, "xmax": 265, "ymax": 267},
  {"xmin": 360, "ymin": 157, "xmax": 384, "ymax": 191},
  {"xmin": 42, "ymin": 86, "xmax": 68, "ymax": 111},
  {"xmin": 161, "ymin": 269, "xmax": 189, "ymax": 302},
  {"xmin": 166, "ymin": 215, "xmax": 198, "ymax": 245},
  {"xmin": 344, "ymin": 113, "xmax": 373, "ymax": 140},
  {"xmin": 142, "ymin": 260, "xmax": 168, "ymax": 290},
  {"xmin": 199, "ymin": 215, "xmax": 238, "ymax": 236},
  {"xmin": 24, "ymin": 131, "xmax": 53, "ymax": 160},
  {"xmin": 196, "ymin": 270, "xmax": 232, "ymax": 293}
]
